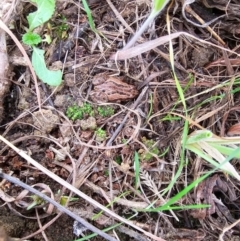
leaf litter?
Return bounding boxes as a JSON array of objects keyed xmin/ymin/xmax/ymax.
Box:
[{"xmin": 0, "ymin": 0, "xmax": 240, "ymax": 240}]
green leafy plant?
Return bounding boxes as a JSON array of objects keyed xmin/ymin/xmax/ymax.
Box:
[
  {"xmin": 55, "ymin": 190, "xmax": 79, "ymax": 206},
  {"xmin": 60, "ymin": 195, "xmax": 79, "ymax": 206},
  {"xmin": 22, "ymin": 0, "xmax": 62, "ymax": 86},
  {"xmin": 27, "ymin": 194, "xmax": 45, "ymax": 210},
  {"xmin": 66, "ymin": 103, "xmax": 94, "ymax": 121},
  {"xmin": 32, "ymin": 47, "xmax": 62, "ymax": 86},
  {"xmin": 27, "ymin": 0, "xmax": 55, "ymax": 31},
  {"xmin": 22, "ymin": 32, "xmax": 42, "ymax": 45},
  {"xmin": 97, "ymin": 106, "xmax": 114, "ymax": 117},
  {"xmin": 95, "ymin": 128, "xmax": 107, "ymax": 142}
]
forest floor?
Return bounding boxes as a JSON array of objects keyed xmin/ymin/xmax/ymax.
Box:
[{"xmin": 0, "ymin": 0, "xmax": 240, "ymax": 240}]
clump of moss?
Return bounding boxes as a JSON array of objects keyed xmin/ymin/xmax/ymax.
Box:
[
  {"xmin": 95, "ymin": 128, "xmax": 107, "ymax": 141},
  {"xmin": 66, "ymin": 103, "xmax": 94, "ymax": 120},
  {"xmin": 97, "ymin": 106, "xmax": 114, "ymax": 117},
  {"xmin": 139, "ymin": 137, "xmax": 159, "ymax": 161}
]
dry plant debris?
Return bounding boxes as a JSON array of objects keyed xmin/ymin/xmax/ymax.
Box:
[{"xmin": 0, "ymin": 0, "xmax": 240, "ymax": 240}]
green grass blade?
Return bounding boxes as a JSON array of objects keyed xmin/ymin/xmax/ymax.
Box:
[
  {"xmin": 123, "ymin": 0, "xmax": 170, "ymax": 49},
  {"xmin": 76, "ymin": 222, "xmax": 121, "ymax": 241},
  {"xmin": 186, "ymin": 143, "xmax": 220, "ymax": 167},
  {"xmin": 143, "ymin": 147, "xmax": 240, "ymax": 212},
  {"xmin": 160, "ymin": 204, "xmax": 210, "ymax": 211},
  {"xmin": 92, "ymin": 192, "xmax": 130, "ymax": 220},
  {"xmin": 81, "ymin": 0, "xmax": 96, "ymax": 32},
  {"xmin": 76, "ymin": 212, "xmax": 138, "ymax": 241},
  {"xmin": 146, "ymin": 93, "xmax": 153, "ymax": 120},
  {"xmin": 208, "ymin": 143, "xmax": 240, "ymax": 157},
  {"xmin": 134, "ymin": 151, "xmax": 140, "ymax": 189},
  {"xmin": 161, "ymin": 121, "xmax": 189, "ymax": 196},
  {"xmin": 186, "ymin": 130, "xmax": 212, "ymax": 144}
]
